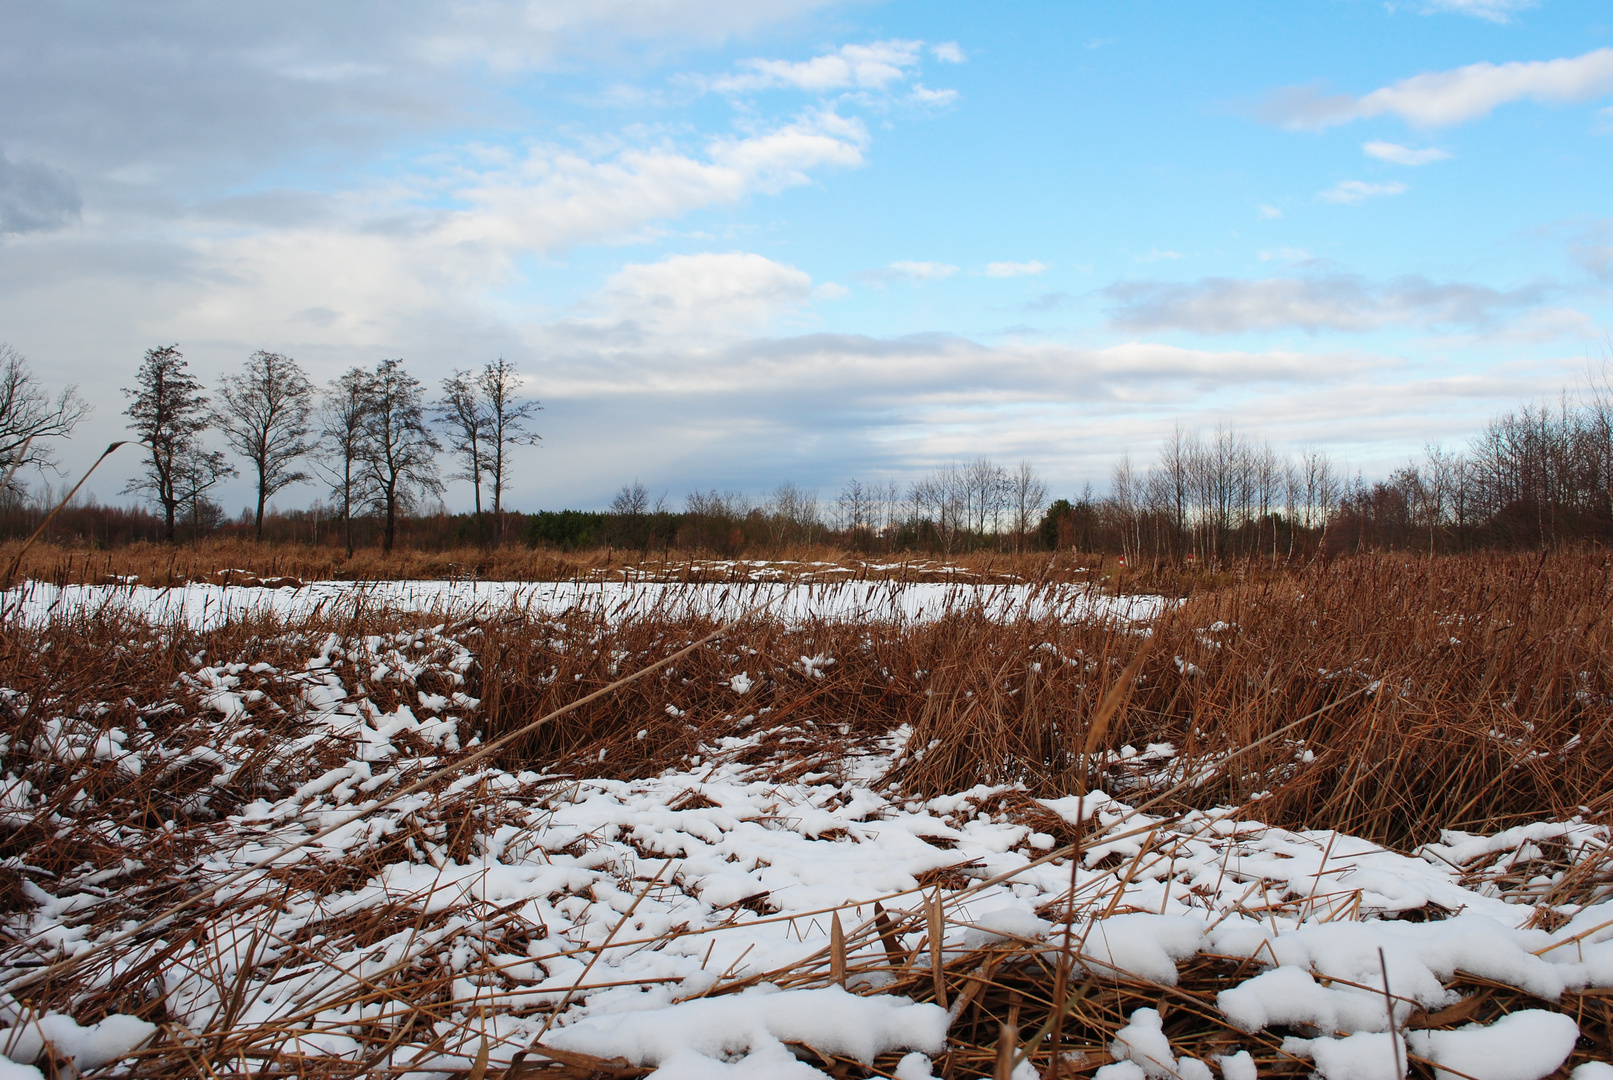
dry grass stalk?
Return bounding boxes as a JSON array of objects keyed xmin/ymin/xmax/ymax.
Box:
[{"xmin": 0, "ymin": 552, "xmax": 1610, "ymax": 1075}]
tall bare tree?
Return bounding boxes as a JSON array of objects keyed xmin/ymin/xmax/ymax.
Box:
[
  {"xmin": 1008, "ymin": 460, "xmax": 1048, "ymax": 553},
  {"xmin": 360, "ymin": 359, "xmax": 441, "ymax": 554},
  {"xmin": 122, "ymin": 345, "xmax": 211, "ymax": 543},
  {"xmin": 174, "ymin": 443, "xmax": 236, "ymax": 542},
  {"xmin": 217, "ymin": 350, "xmax": 314, "ymax": 540},
  {"xmin": 316, "ymin": 368, "xmax": 374, "ymax": 557},
  {"xmin": 436, "ymin": 370, "xmax": 491, "ymax": 545},
  {"xmin": 0, "ymin": 344, "xmax": 89, "ymax": 490},
  {"xmin": 477, "ymin": 358, "xmax": 541, "ymax": 536},
  {"xmin": 610, "ymin": 480, "xmax": 650, "ymax": 516}
]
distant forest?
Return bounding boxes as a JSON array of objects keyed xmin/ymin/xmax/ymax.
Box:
[{"xmin": 3, "ymin": 342, "xmax": 1612, "ymax": 560}]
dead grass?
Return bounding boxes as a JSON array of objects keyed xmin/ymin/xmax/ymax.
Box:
[
  {"xmin": 1, "ymin": 552, "xmax": 1609, "ymax": 1076},
  {"xmin": 1, "ymin": 538, "xmax": 1150, "ymax": 590}
]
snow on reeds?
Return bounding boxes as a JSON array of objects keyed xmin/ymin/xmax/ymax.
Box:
[
  {"xmin": 1, "ymin": 577, "xmax": 1166, "ymax": 631},
  {"xmin": 0, "ymin": 554, "xmax": 1610, "ymax": 1077}
]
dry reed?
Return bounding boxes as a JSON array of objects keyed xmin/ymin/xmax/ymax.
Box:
[{"xmin": 0, "ymin": 552, "xmax": 1608, "ymax": 1076}]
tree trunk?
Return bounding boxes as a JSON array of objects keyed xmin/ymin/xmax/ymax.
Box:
[
  {"xmin": 384, "ymin": 485, "xmax": 397, "ymax": 554},
  {"xmin": 255, "ymin": 471, "xmax": 267, "ymax": 541}
]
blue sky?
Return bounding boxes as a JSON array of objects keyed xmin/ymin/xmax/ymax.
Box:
[{"xmin": 2, "ymin": 0, "xmax": 1611, "ymax": 513}]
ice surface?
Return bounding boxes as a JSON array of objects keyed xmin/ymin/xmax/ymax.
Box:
[{"xmin": 4, "ymin": 578, "xmax": 1168, "ymax": 629}]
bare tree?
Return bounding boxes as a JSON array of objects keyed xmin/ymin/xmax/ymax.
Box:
[
  {"xmin": 1111, "ymin": 451, "xmax": 1141, "ymax": 564},
  {"xmin": 122, "ymin": 345, "xmax": 211, "ymax": 543},
  {"xmin": 217, "ymin": 350, "xmax": 314, "ymax": 540},
  {"xmin": 837, "ymin": 477, "xmax": 868, "ymax": 533},
  {"xmin": 611, "ymin": 480, "xmax": 650, "ymax": 516},
  {"xmin": 174, "ymin": 443, "xmax": 236, "ymax": 542},
  {"xmin": 360, "ymin": 359, "xmax": 441, "ymax": 554},
  {"xmin": 316, "ymin": 368, "xmax": 374, "ymax": 557},
  {"xmin": 1008, "ymin": 460, "xmax": 1048, "ymax": 553},
  {"xmin": 767, "ymin": 481, "xmax": 820, "ymax": 546},
  {"xmin": 962, "ymin": 457, "xmax": 1009, "ymax": 537},
  {"xmin": 436, "ymin": 370, "xmax": 491, "ymax": 545},
  {"xmin": 478, "ymin": 358, "xmax": 541, "ymax": 536},
  {"xmin": 0, "ymin": 344, "xmax": 89, "ymax": 489}
]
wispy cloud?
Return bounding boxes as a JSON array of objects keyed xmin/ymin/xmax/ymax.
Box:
[
  {"xmin": 705, "ymin": 40, "xmax": 926, "ymax": 94},
  {"xmin": 1319, "ymin": 179, "xmax": 1408, "ymax": 204},
  {"xmin": 1419, "ymin": 0, "xmax": 1536, "ymax": 23},
  {"xmin": 1362, "ymin": 140, "xmax": 1451, "ymax": 165},
  {"xmin": 931, "ymin": 41, "xmax": 966, "ymax": 64},
  {"xmin": 907, "ymin": 85, "xmax": 959, "ymax": 108},
  {"xmin": 443, "ymin": 108, "xmax": 869, "ymax": 254},
  {"xmin": 1258, "ymin": 204, "xmax": 1283, "ymax": 219},
  {"xmin": 1102, "ymin": 273, "xmax": 1544, "ymax": 334},
  {"xmin": 858, "ymin": 260, "xmax": 959, "ymax": 284},
  {"xmin": 1258, "ymin": 47, "xmax": 1613, "ymax": 130},
  {"xmin": 984, "ymin": 260, "xmax": 1047, "ymax": 278}
]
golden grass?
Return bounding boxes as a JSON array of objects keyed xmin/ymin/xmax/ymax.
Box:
[
  {"xmin": 1, "ymin": 551, "xmax": 1609, "ymax": 1076},
  {"xmin": 0, "ymin": 537, "xmax": 1179, "ymax": 589}
]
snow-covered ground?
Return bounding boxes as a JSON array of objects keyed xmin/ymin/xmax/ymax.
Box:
[
  {"xmin": 2, "ymin": 620, "xmax": 1609, "ymax": 1079},
  {"xmin": 3, "ymin": 578, "xmax": 1165, "ymax": 630}
]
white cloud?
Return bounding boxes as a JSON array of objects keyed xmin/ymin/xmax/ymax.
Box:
[
  {"xmin": 707, "ymin": 39, "xmax": 926, "ymax": 94},
  {"xmin": 1260, "ymin": 47, "xmax": 1613, "ymax": 130},
  {"xmin": 984, "ymin": 260, "xmax": 1047, "ymax": 278},
  {"xmin": 930, "ymin": 42, "xmax": 966, "ymax": 64},
  {"xmin": 1102, "ymin": 273, "xmax": 1543, "ymax": 334},
  {"xmin": 1319, "ymin": 179, "xmax": 1408, "ymax": 204},
  {"xmin": 443, "ymin": 108, "xmax": 868, "ymax": 253},
  {"xmin": 1419, "ymin": 0, "xmax": 1536, "ymax": 23},
  {"xmin": 860, "ymin": 260, "xmax": 958, "ymax": 284},
  {"xmin": 907, "ymin": 85, "xmax": 959, "ymax": 108},
  {"xmin": 591, "ymin": 252, "xmax": 814, "ymax": 338},
  {"xmin": 1258, "ymin": 204, "xmax": 1283, "ymax": 219},
  {"xmin": 1362, "ymin": 140, "xmax": 1452, "ymax": 165}
]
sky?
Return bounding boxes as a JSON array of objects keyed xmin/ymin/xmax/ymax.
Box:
[{"xmin": 2, "ymin": 0, "xmax": 1611, "ymax": 515}]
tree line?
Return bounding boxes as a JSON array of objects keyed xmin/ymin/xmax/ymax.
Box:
[
  {"xmin": 2, "ymin": 339, "xmax": 1610, "ymax": 559},
  {"xmin": 114, "ymin": 346, "xmax": 540, "ymax": 552},
  {"xmin": 1100, "ymin": 377, "xmax": 1613, "ymax": 560}
]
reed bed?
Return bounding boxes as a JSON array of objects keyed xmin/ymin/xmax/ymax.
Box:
[
  {"xmin": 0, "ymin": 540, "xmax": 1107, "ymax": 591},
  {"xmin": 0, "ymin": 553, "xmax": 1608, "ymax": 1077}
]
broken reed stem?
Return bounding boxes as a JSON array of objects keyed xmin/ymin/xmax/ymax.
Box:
[
  {"xmin": 1380, "ymin": 947, "xmax": 1405, "ymax": 1080},
  {"xmin": 928, "ymin": 888, "xmax": 948, "ymax": 1010},
  {"xmin": 830, "ymin": 911, "xmax": 846, "ymax": 987},
  {"xmin": 1, "ymin": 440, "xmax": 128, "ymax": 591},
  {"xmin": 873, "ymin": 901, "xmax": 904, "ymax": 969}
]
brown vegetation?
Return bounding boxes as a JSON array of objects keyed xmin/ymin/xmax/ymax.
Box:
[{"xmin": 1, "ymin": 552, "xmax": 1609, "ymax": 1075}]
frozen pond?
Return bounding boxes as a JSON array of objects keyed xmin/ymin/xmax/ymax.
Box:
[{"xmin": 3, "ymin": 577, "xmax": 1168, "ymax": 629}]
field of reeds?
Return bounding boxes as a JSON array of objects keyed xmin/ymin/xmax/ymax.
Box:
[
  {"xmin": 0, "ymin": 538, "xmax": 1212, "ymax": 593},
  {"xmin": 1, "ymin": 553, "xmax": 1610, "ymax": 1077}
]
